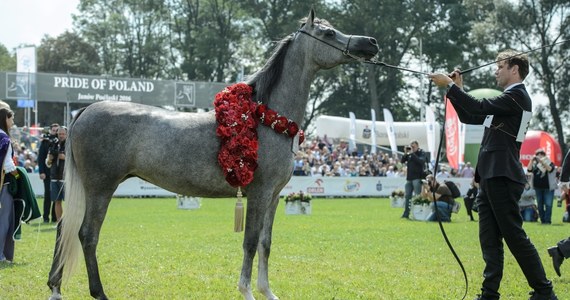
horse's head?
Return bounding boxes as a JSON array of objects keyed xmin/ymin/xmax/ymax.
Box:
[{"xmin": 297, "ymin": 9, "xmax": 379, "ymax": 69}]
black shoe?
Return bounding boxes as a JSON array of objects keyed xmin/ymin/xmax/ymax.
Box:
[
  {"xmin": 528, "ymin": 290, "xmax": 558, "ymax": 300},
  {"xmin": 547, "ymin": 246, "xmax": 564, "ymax": 277}
]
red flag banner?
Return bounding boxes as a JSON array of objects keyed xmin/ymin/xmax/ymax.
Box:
[{"xmin": 445, "ymin": 97, "xmax": 460, "ymax": 170}]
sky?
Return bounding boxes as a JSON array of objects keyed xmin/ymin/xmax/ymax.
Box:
[
  {"xmin": 0, "ymin": 0, "xmax": 79, "ymax": 51},
  {"xmin": 0, "ymin": 0, "xmax": 548, "ymax": 106}
]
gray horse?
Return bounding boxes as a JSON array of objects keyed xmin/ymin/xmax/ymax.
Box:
[{"xmin": 48, "ymin": 9, "xmax": 378, "ymax": 300}]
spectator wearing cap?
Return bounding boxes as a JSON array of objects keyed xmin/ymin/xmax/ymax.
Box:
[{"xmin": 527, "ymin": 148, "xmax": 557, "ymax": 224}]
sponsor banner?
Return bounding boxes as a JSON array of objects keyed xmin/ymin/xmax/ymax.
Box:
[
  {"xmin": 28, "ymin": 174, "xmax": 489, "ymax": 198},
  {"xmin": 280, "ymin": 176, "xmax": 474, "ymax": 197}
]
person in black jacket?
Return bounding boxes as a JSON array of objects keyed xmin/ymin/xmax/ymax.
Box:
[
  {"xmin": 547, "ymin": 150, "xmax": 570, "ymax": 277},
  {"xmin": 46, "ymin": 127, "xmax": 66, "ymax": 223},
  {"xmin": 429, "ymin": 50, "xmax": 557, "ymax": 300},
  {"xmin": 37, "ymin": 123, "xmax": 59, "ymax": 223},
  {"xmin": 400, "ymin": 140, "xmax": 427, "ymax": 218}
]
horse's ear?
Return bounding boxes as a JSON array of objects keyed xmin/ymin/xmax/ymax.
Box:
[{"xmin": 307, "ymin": 9, "xmax": 315, "ymax": 26}]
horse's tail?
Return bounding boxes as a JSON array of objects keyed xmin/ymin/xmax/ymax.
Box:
[{"xmin": 54, "ymin": 107, "xmax": 88, "ymax": 282}]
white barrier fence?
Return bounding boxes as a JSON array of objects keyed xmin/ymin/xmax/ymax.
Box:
[{"xmin": 27, "ymin": 174, "xmax": 475, "ymax": 198}]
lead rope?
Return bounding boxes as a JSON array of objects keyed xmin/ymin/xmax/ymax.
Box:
[{"xmin": 431, "ymin": 97, "xmax": 468, "ymax": 300}]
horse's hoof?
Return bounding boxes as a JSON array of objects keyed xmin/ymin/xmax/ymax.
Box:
[{"xmin": 48, "ymin": 293, "xmax": 62, "ymax": 300}]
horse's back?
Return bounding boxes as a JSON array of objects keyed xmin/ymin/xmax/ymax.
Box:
[{"xmin": 70, "ymin": 101, "xmax": 235, "ymax": 196}]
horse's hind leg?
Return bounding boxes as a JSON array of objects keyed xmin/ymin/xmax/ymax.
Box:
[
  {"xmin": 47, "ymin": 222, "xmax": 63, "ymax": 300},
  {"xmin": 257, "ymin": 194, "xmax": 280, "ymax": 300},
  {"xmin": 81, "ymin": 194, "xmax": 113, "ymax": 300}
]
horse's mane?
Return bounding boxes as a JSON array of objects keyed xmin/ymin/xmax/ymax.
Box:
[{"xmin": 247, "ymin": 18, "xmax": 331, "ymax": 104}]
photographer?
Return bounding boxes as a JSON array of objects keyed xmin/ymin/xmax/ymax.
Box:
[
  {"xmin": 400, "ymin": 140, "xmax": 428, "ymax": 218},
  {"xmin": 527, "ymin": 148, "xmax": 556, "ymax": 224},
  {"xmin": 46, "ymin": 127, "xmax": 66, "ymax": 223},
  {"xmin": 37, "ymin": 123, "xmax": 59, "ymax": 223}
]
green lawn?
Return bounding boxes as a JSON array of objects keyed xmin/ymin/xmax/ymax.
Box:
[{"xmin": 1, "ymin": 197, "xmax": 569, "ymax": 299}]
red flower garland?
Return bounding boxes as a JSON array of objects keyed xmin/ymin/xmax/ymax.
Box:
[{"xmin": 214, "ymin": 83, "xmax": 304, "ymax": 187}]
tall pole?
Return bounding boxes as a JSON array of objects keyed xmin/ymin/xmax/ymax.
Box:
[{"xmin": 419, "ymin": 38, "xmax": 425, "ymax": 122}]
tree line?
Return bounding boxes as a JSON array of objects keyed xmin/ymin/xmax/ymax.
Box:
[{"xmin": 0, "ymin": 0, "xmax": 568, "ymax": 152}]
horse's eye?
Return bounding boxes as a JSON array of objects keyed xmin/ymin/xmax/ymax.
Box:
[{"xmin": 325, "ymin": 29, "xmax": 336, "ymax": 38}]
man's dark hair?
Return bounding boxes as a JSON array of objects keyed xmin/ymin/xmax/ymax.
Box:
[{"xmin": 497, "ymin": 49, "xmax": 529, "ymax": 80}]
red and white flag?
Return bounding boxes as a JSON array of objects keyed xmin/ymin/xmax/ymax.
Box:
[{"xmin": 445, "ymin": 98, "xmax": 460, "ymax": 170}]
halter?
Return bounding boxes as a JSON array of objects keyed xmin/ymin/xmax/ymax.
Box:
[{"xmin": 296, "ymin": 30, "xmax": 366, "ymax": 62}]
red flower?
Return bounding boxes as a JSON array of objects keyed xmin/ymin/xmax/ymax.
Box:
[
  {"xmin": 263, "ymin": 110, "xmax": 278, "ymax": 126},
  {"xmin": 286, "ymin": 121, "xmax": 299, "ymax": 137},
  {"xmin": 273, "ymin": 116, "xmax": 289, "ymax": 133},
  {"xmin": 256, "ymin": 104, "xmax": 268, "ymax": 119}
]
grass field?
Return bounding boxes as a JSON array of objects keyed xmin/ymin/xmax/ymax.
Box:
[{"xmin": 1, "ymin": 197, "xmax": 569, "ymax": 299}]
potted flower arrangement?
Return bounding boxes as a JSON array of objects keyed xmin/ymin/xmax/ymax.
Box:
[
  {"xmin": 390, "ymin": 189, "xmax": 405, "ymax": 208},
  {"xmin": 284, "ymin": 191, "xmax": 312, "ymax": 215},
  {"xmin": 410, "ymin": 195, "xmax": 432, "ymax": 221}
]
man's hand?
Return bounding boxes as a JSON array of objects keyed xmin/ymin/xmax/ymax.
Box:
[
  {"xmin": 40, "ymin": 173, "xmax": 46, "ymax": 180},
  {"xmin": 428, "ymin": 73, "xmax": 453, "ymax": 87},
  {"xmin": 428, "ymin": 69, "xmax": 463, "ymax": 89}
]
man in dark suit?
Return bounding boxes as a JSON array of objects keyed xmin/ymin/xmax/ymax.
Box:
[
  {"xmin": 547, "ymin": 150, "xmax": 570, "ymax": 277},
  {"xmin": 37, "ymin": 123, "xmax": 59, "ymax": 223},
  {"xmin": 429, "ymin": 50, "xmax": 557, "ymax": 300}
]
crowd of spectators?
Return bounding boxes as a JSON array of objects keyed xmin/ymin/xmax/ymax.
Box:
[
  {"xmin": 292, "ymin": 136, "xmax": 476, "ymax": 179},
  {"xmin": 8, "ymin": 125, "xmax": 44, "ymax": 173}
]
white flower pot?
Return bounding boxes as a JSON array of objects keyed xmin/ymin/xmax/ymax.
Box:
[
  {"xmin": 285, "ymin": 200, "xmax": 311, "ymax": 215},
  {"xmin": 411, "ymin": 204, "xmax": 431, "ymax": 221},
  {"xmin": 390, "ymin": 196, "xmax": 405, "ymax": 208},
  {"xmin": 177, "ymin": 195, "xmax": 201, "ymax": 210}
]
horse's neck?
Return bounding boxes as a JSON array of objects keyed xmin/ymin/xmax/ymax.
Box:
[{"xmin": 265, "ymin": 48, "xmax": 316, "ymax": 124}]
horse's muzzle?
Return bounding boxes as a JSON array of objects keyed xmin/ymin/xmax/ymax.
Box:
[{"xmin": 350, "ymin": 36, "xmax": 379, "ymax": 59}]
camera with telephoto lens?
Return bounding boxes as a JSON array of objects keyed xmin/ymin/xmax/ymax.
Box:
[{"xmin": 42, "ymin": 127, "xmax": 58, "ymax": 142}]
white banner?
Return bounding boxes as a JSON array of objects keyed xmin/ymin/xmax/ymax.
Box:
[
  {"xmin": 370, "ymin": 109, "xmax": 377, "ymax": 154},
  {"xmin": 348, "ymin": 112, "xmax": 357, "ymax": 152},
  {"xmin": 17, "ymin": 47, "xmax": 36, "ymax": 73},
  {"xmin": 382, "ymin": 108, "xmax": 398, "ymax": 156},
  {"xmin": 316, "ymin": 115, "xmax": 441, "ymax": 149},
  {"xmin": 425, "ymin": 106, "xmax": 436, "ymax": 158}
]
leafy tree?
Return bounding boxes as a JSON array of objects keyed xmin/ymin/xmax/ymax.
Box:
[
  {"xmin": 36, "ymin": 31, "xmax": 100, "ymax": 74},
  {"xmin": 168, "ymin": 0, "xmax": 243, "ymax": 82},
  {"xmin": 75, "ymin": 0, "xmax": 174, "ymax": 78},
  {"xmin": 0, "ymin": 44, "xmax": 16, "ymax": 71},
  {"xmin": 468, "ymin": 0, "xmax": 570, "ymax": 152}
]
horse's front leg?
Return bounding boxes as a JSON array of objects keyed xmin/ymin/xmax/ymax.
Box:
[
  {"xmin": 238, "ymin": 191, "xmax": 271, "ymax": 300},
  {"xmin": 257, "ymin": 194, "xmax": 280, "ymax": 300}
]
